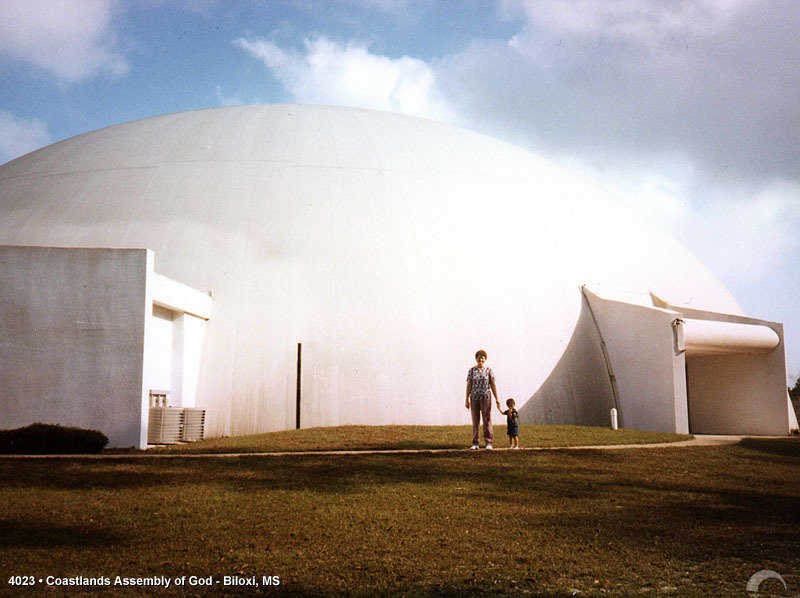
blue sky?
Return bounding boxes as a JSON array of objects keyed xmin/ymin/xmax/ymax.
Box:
[{"xmin": 2, "ymin": 0, "xmax": 799, "ymax": 380}]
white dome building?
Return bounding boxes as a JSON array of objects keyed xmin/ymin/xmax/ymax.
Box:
[{"xmin": 0, "ymin": 105, "xmax": 794, "ymax": 447}]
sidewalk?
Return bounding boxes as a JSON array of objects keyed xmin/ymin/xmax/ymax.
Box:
[{"xmin": 0, "ymin": 434, "xmax": 764, "ymax": 459}]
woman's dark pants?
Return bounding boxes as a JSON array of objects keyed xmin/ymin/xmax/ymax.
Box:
[{"xmin": 470, "ymin": 397, "xmax": 493, "ymax": 446}]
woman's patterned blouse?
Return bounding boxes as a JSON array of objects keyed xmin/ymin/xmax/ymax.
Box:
[{"xmin": 466, "ymin": 366, "xmax": 495, "ymax": 401}]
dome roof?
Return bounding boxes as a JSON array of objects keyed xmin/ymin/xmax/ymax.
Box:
[{"xmin": 0, "ymin": 105, "xmax": 740, "ymax": 435}]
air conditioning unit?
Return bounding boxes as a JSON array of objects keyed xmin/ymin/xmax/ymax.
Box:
[
  {"xmin": 147, "ymin": 407, "xmax": 183, "ymax": 444},
  {"xmin": 147, "ymin": 390, "xmax": 206, "ymax": 445},
  {"xmin": 181, "ymin": 408, "xmax": 206, "ymax": 442}
]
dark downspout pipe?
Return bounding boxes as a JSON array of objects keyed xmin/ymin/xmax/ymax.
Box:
[{"xmin": 296, "ymin": 342, "xmax": 302, "ymax": 429}]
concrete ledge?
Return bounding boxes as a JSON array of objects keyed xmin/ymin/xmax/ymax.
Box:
[{"xmin": 151, "ymin": 273, "xmax": 212, "ymax": 320}]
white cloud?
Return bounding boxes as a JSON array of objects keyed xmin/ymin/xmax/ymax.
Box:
[
  {"xmin": 568, "ymin": 157, "xmax": 694, "ymax": 228},
  {"xmin": 438, "ymin": 1, "xmax": 800, "ymax": 187},
  {"xmin": 0, "ymin": 111, "xmax": 51, "ymax": 164},
  {"xmin": 0, "ymin": 0, "xmax": 128, "ymax": 82},
  {"xmin": 234, "ymin": 36, "xmax": 455, "ymax": 122},
  {"xmin": 503, "ymin": 0, "xmax": 755, "ymax": 46},
  {"xmin": 687, "ymin": 181, "xmax": 800, "ymax": 283},
  {"xmin": 566, "ymin": 156, "xmax": 799, "ymax": 286}
]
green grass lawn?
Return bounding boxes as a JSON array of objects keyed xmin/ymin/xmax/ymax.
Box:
[
  {"xmin": 2, "ymin": 437, "xmax": 799, "ymax": 597},
  {"xmin": 135, "ymin": 425, "xmax": 692, "ymax": 454}
]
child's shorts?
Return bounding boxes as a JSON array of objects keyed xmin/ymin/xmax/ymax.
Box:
[{"xmin": 507, "ymin": 423, "xmax": 519, "ymax": 437}]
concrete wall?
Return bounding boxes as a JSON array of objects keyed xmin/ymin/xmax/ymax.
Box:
[
  {"xmin": 675, "ymin": 306, "xmax": 789, "ymax": 435},
  {"xmin": 0, "ymin": 246, "xmax": 147, "ymax": 447},
  {"xmin": 687, "ymin": 352, "xmax": 789, "ymax": 434},
  {"xmin": 147, "ymin": 304, "xmax": 175, "ymax": 393},
  {"xmin": 584, "ymin": 290, "xmax": 687, "ymax": 433},
  {"xmin": 171, "ymin": 313, "xmax": 207, "ymax": 408},
  {"xmin": 481, "ymin": 283, "xmax": 789, "ymax": 436}
]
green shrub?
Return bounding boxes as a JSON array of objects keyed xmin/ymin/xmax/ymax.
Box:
[{"xmin": 0, "ymin": 423, "xmax": 108, "ymax": 454}]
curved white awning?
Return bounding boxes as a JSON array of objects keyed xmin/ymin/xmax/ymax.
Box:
[{"xmin": 680, "ymin": 319, "xmax": 780, "ymax": 355}]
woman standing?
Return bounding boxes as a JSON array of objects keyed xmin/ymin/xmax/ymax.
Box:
[{"xmin": 465, "ymin": 349, "xmax": 501, "ymax": 449}]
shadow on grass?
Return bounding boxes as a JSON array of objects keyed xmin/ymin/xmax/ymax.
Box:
[
  {"xmin": 2, "ymin": 448, "xmax": 797, "ymax": 505},
  {"xmin": 737, "ymin": 436, "xmax": 800, "ymax": 457},
  {"xmin": 0, "ymin": 452, "xmax": 618, "ymax": 496},
  {"xmin": 2, "ymin": 448, "xmax": 798, "ymax": 511},
  {"xmin": 0, "ymin": 519, "xmax": 124, "ymax": 548},
  {"xmin": 527, "ymin": 497, "xmax": 800, "ymax": 560}
]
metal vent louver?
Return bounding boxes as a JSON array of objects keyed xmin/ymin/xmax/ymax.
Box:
[
  {"xmin": 180, "ymin": 408, "xmax": 206, "ymax": 442},
  {"xmin": 147, "ymin": 407, "xmax": 183, "ymax": 444}
]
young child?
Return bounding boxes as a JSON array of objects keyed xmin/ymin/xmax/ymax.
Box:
[{"xmin": 499, "ymin": 398, "xmax": 520, "ymax": 449}]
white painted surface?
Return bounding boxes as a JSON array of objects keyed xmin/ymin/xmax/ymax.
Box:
[
  {"xmin": 141, "ymin": 252, "xmax": 211, "ymax": 445},
  {"xmin": 0, "ymin": 246, "xmax": 148, "ymax": 447},
  {"xmin": 585, "ymin": 291, "xmax": 684, "ymax": 433},
  {"xmin": 147, "ymin": 305, "xmax": 174, "ymax": 396},
  {"xmin": 144, "ymin": 278, "xmax": 210, "ymax": 411},
  {"xmin": 671, "ymin": 346, "xmax": 690, "ymax": 434},
  {"xmin": 172, "ymin": 313, "xmax": 206, "ymax": 408},
  {"xmin": 687, "ymin": 353, "xmax": 788, "ymax": 435},
  {"xmin": 0, "ymin": 105, "xmax": 768, "ymax": 439},
  {"xmin": 152, "ymin": 273, "xmax": 212, "ymax": 320}
]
